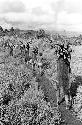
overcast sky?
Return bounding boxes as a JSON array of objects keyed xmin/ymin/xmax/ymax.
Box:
[{"xmin": 0, "ymin": 0, "xmax": 82, "ymax": 32}]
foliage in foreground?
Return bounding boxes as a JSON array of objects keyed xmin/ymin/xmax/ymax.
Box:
[{"xmin": 0, "ymin": 80, "xmax": 61, "ymax": 125}]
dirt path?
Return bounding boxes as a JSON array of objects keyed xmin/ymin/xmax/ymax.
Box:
[
  {"xmin": 34, "ymin": 45, "xmax": 82, "ymax": 124},
  {"xmin": 35, "ymin": 73, "xmax": 82, "ymax": 125},
  {"xmin": 59, "ymin": 101, "xmax": 82, "ymax": 125},
  {"xmin": 35, "ymin": 73, "xmax": 57, "ymax": 107}
]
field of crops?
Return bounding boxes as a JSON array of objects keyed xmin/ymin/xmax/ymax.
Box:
[{"xmin": 0, "ymin": 28, "xmax": 82, "ymax": 124}]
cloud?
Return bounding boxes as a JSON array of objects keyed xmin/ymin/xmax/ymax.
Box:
[
  {"xmin": 0, "ymin": 0, "xmax": 82, "ymax": 32},
  {"xmin": 0, "ymin": 0, "xmax": 26, "ymax": 13},
  {"xmin": 31, "ymin": 7, "xmax": 47, "ymax": 16},
  {"xmin": 65, "ymin": 0, "xmax": 82, "ymax": 14},
  {"xmin": 50, "ymin": 0, "xmax": 66, "ymax": 29},
  {"xmin": 0, "ymin": 11, "xmax": 54, "ymax": 30},
  {"xmin": 57, "ymin": 11, "xmax": 82, "ymax": 31},
  {"xmin": 58, "ymin": 11, "xmax": 82, "ymax": 25}
]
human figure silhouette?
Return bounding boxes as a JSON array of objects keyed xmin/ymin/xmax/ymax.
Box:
[{"xmin": 56, "ymin": 43, "xmax": 71, "ymax": 109}]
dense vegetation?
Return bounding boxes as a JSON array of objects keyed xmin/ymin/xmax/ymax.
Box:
[{"xmin": 0, "ymin": 26, "xmax": 82, "ymax": 124}]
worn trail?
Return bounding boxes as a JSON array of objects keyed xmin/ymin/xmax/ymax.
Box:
[{"xmin": 35, "ymin": 73, "xmax": 82, "ymax": 125}]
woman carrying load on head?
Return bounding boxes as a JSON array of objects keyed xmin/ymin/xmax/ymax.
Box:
[{"xmin": 56, "ymin": 43, "xmax": 72, "ymax": 109}]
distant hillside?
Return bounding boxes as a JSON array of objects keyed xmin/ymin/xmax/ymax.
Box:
[{"xmin": 47, "ymin": 30, "xmax": 81, "ymax": 38}]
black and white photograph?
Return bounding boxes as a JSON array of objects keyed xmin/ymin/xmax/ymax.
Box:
[{"xmin": 0, "ymin": 0, "xmax": 82, "ymax": 124}]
